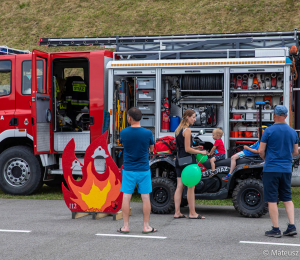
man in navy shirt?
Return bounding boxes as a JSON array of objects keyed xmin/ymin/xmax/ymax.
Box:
[
  {"xmin": 118, "ymin": 107, "xmax": 156, "ymax": 234},
  {"xmin": 258, "ymin": 105, "xmax": 299, "ymax": 238}
]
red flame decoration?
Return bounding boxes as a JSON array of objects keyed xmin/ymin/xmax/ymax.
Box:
[{"xmin": 62, "ymin": 131, "xmax": 123, "ymax": 213}]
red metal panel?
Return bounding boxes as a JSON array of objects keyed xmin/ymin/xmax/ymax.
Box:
[
  {"xmin": 89, "ymin": 51, "xmax": 105, "ymax": 143},
  {"xmin": 15, "ymin": 54, "xmax": 34, "ymax": 138},
  {"xmin": 0, "ymin": 55, "xmax": 16, "ymax": 134}
]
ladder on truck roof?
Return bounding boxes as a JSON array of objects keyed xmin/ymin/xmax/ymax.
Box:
[
  {"xmin": 0, "ymin": 46, "xmax": 31, "ymax": 55},
  {"xmin": 39, "ymin": 29, "xmax": 300, "ymax": 60}
]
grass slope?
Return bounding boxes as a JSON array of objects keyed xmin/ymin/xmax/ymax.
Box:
[{"xmin": 0, "ymin": 0, "xmax": 299, "ymax": 52}]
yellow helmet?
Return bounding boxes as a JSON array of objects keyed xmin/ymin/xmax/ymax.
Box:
[{"xmin": 262, "ymin": 125, "xmax": 268, "ymax": 133}]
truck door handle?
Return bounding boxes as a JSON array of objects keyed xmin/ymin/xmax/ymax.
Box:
[{"xmin": 90, "ymin": 116, "xmax": 94, "ymax": 125}]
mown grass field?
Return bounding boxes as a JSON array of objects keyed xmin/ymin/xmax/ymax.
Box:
[{"xmin": 1, "ymin": 184, "xmax": 300, "ymax": 209}]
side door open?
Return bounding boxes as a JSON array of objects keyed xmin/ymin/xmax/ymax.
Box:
[{"xmin": 31, "ymin": 49, "xmax": 52, "ymax": 154}]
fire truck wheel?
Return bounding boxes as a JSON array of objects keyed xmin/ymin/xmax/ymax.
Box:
[
  {"xmin": 0, "ymin": 146, "xmax": 43, "ymax": 195},
  {"xmin": 150, "ymin": 177, "xmax": 176, "ymax": 214},
  {"xmin": 232, "ymin": 178, "xmax": 268, "ymax": 218}
]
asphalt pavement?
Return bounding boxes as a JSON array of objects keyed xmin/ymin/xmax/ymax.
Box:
[{"xmin": 0, "ymin": 199, "xmax": 299, "ymax": 260}]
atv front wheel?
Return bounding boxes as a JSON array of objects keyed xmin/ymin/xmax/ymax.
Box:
[
  {"xmin": 150, "ymin": 177, "xmax": 176, "ymax": 214},
  {"xmin": 232, "ymin": 178, "xmax": 268, "ymax": 218}
]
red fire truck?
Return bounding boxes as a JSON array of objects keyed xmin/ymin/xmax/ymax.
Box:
[{"xmin": 0, "ymin": 30, "xmax": 300, "ymax": 198}]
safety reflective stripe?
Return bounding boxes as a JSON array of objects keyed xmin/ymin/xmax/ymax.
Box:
[
  {"xmin": 71, "ymin": 99, "xmax": 89, "ymax": 106},
  {"xmin": 71, "ymin": 102, "xmax": 89, "ymax": 106},
  {"xmin": 72, "ymin": 85, "xmax": 86, "ymax": 92},
  {"xmin": 66, "ymin": 95, "xmax": 72, "ymax": 101},
  {"xmin": 60, "ymin": 103, "xmax": 67, "ymax": 109},
  {"xmin": 56, "ymin": 82, "xmax": 60, "ymax": 97}
]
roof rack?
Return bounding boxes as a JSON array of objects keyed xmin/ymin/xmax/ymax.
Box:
[
  {"xmin": 38, "ymin": 29, "xmax": 300, "ymax": 60},
  {"xmin": 0, "ymin": 46, "xmax": 31, "ymax": 55}
]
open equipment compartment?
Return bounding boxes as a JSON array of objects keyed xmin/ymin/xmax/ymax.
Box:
[
  {"xmin": 52, "ymin": 57, "xmax": 91, "ymax": 152},
  {"xmin": 229, "ymin": 66, "xmax": 287, "ymax": 151},
  {"xmin": 111, "ymin": 69, "xmax": 156, "ymax": 166},
  {"xmin": 160, "ymin": 68, "xmax": 225, "ymax": 151}
]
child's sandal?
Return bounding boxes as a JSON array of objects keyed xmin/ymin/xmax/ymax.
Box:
[{"xmin": 209, "ymin": 170, "xmax": 218, "ymax": 178}]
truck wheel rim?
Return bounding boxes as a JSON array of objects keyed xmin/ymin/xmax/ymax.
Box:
[
  {"xmin": 4, "ymin": 158, "xmax": 31, "ymax": 187},
  {"xmin": 241, "ymin": 188, "xmax": 262, "ymax": 210},
  {"xmin": 152, "ymin": 187, "xmax": 169, "ymax": 206}
]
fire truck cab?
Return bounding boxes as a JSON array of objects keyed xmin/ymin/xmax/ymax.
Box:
[{"xmin": 0, "ymin": 47, "xmax": 112, "ymax": 194}]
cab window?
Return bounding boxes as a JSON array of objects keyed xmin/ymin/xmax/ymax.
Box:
[
  {"xmin": 0, "ymin": 61, "xmax": 11, "ymax": 96},
  {"xmin": 22, "ymin": 60, "xmax": 44, "ymax": 95}
]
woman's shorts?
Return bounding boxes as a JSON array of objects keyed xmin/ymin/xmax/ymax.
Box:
[{"xmin": 121, "ymin": 169, "xmax": 152, "ymax": 195}]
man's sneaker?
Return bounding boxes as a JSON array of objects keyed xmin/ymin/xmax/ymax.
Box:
[
  {"xmin": 283, "ymin": 224, "xmax": 297, "ymax": 236},
  {"xmin": 222, "ymin": 173, "xmax": 231, "ymax": 181},
  {"xmin": 265, "ymin": 227, "xmax": 281, "ymax": 238}
]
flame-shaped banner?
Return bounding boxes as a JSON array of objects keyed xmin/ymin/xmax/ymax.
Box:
[{"xmin": 62, "ymin": 131, "xmax": 123, "ymax": 213}]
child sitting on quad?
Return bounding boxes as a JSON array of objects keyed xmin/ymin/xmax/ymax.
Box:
[
  {"xmin": 208, "ymin": 128, "xmax": 226, "ymax": 178},
  {"xmin": 222, "ymin": 132, "xmax": 260, "ymax": 181}
]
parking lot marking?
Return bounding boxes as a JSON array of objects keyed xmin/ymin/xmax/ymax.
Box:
[
  {"xmin": 96, "ymin": 234, "xmax": 167, "ymax": 239},
  {"xmin": 240, "ymin": 241, "xmax": 300, "ymax": 247},
  {"xmin": 0, "ymin": 229, "xmax": 31, "ymax": 233}
]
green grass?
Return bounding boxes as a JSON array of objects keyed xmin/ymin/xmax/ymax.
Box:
[
  {"xmin": 0, "ymin": 185, "xmax": 64, "ymax": 200},
  {"xmin": 1, "ymin": 185, "xmax": 300, "ymax": 209}
]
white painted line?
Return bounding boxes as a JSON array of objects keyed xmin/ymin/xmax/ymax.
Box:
[
  {"xmin": 240, "ymin": 241, "xmax": 300, "ymax": 247},
  {"xmin": 0, "ymin": 229, "xmax": 31, "ymax": 233},
  {"xmin": 96, "ymin": 234, "xmax": 166, "ymax": 239}
]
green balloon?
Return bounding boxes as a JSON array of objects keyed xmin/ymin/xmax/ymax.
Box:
[
  {"xmin": 181, "ymin": 164, "xmax": 202, "ymax": 187},
  {"xmin": 196, "ymin": 154, "xmax": 208, "ymax": 163}
]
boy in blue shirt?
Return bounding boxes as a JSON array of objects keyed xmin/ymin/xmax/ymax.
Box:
[{"xmin": 222, "ymin": 132, "xmax": 260, "ymax": 181}]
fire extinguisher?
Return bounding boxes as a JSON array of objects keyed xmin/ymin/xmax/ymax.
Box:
[{"xmin": 162, "ymin": 98, "xmax": 169, "ymax": 132}]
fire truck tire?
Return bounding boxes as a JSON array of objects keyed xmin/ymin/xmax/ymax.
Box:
[
  {"xmin": 232, "ymin": 178, "xmax": 268, "ymax": 218},
  {"xmin": 0, "ymin": 146, "xmax": 43, "ymax": 195},
  {"xmin": 150, "ymin": 177, "xmax": 176, "ymax": 214}
]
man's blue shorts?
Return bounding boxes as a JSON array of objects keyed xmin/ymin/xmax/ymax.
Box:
[
  {"xmin": 262, "ymin": 172, "xmax": 292, "ymax": 202},
  {"xmin": 121, "ymin": 169, "xmax": 152, "ymax": 195}
]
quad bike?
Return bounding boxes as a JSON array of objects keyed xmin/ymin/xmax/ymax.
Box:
[
  {"xmin": 149, "ymin": 103, "xmax": 300, "ymax": 218},
  {"xmin": 149, "ymin": 130, "xmax": 268, "ymax": 218}
]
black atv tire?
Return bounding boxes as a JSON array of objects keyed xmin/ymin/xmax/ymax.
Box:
[
  {"xmin": 0, "ymin": 146, "xmax": 43, "ymax": 195},
  {"xmin": 151, "ymin": 177, "xmax": 176, "ymax": 214},
  {"xmin": 232, "ymin": 178, "xmax": 268, "ymax": 218}
]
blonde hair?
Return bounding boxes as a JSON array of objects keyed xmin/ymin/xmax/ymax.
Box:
[
  {"xmin": 175, "ymin": 109, "xmax": 195, "ymax": 136},
  {"xmin": 213, "ymin": 128, "xmax": 223, "ymax": 137}
]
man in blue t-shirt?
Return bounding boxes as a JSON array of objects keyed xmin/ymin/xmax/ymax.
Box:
[
  {"xmin": 117, "ymin": 107, "xmax": 156, "ymax": 234},
  {"xmin": 258, "ymin": 105, "xmax": 299, "ymax": 238}
]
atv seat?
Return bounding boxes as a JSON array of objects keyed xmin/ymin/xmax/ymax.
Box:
[{"xmin": 201, "ymin": 156, "xmax": 263, "ymax": 170}]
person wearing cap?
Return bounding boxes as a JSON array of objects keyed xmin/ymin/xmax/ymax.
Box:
[{"xmin": 258, "ymin": 105, "xmax": 299, "ymax": 238}]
